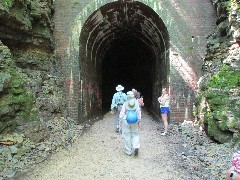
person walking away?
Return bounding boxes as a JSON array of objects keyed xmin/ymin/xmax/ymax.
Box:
[
  {"xmin": 133, "ymin": 90, "xmax": 144, "ymax": 126},
  {"xmin": 158, "ymin": 88, "xmax": 170, "ymax": 136},
  {"xmin": 136, "ymin": 92, "xmax": 144, "ymax": 109},
  {"xmin": 119, "ymin": 91, "xmax": 141, "ymax": 156},
  {"xmin": 111, "ymin": 85, "xmax": 127, "ymax": 133},
  {"xmin": 226, "ymin": 148, "xmax": 240, "ymax": 180}
]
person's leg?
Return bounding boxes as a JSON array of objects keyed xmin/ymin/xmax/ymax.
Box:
[
  {"xmin": 114, "ymin": 108, "xmax": 119, "ymax": 132},
  {"xmin": 122, "ymin": 120, "xmax": 132, "ymax": 155},
  {"xmin": 131, "ymin": 123, "xmax": 140, "ymax": 155},
  {"xmin": 161, "ymin": 113, "xmax": 168, "ymax": 135},
  {"xmin": 115, "ymin": 105, "xmax": 123, "ymax": 132}
]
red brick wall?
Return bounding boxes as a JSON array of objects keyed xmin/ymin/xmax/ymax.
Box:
[{"xmin": 53, "ymin": 0, "xmax": 216, "ymax": 122}]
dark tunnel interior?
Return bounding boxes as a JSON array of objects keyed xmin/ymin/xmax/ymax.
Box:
[
  {"xmin": 78, "ymin": 1, "xmax": 170, "ymax": 119},
  {"xmin": 102, "ymin": 36, "xmax": 154, "ymax": 112}
]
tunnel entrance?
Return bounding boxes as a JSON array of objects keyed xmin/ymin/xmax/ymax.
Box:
[
  {"xmin": 79, "ymin": 1, "xmax": 170, "ymax": 120},
  {"xmin": 102, "ymin": 36, "xmax": 154, "ymax": 111}
]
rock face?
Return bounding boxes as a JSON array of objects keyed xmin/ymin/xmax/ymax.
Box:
[
  {"xmin": 0, "ymin": 0, "xmax": 54, "ymax": 51},
  {"xmin": 0, "ymin": 0, "xmax": 65, "ymax": 139},
  {"xmin": 195, "ymin": 0, "xmax": 240, "ymax": 144}
]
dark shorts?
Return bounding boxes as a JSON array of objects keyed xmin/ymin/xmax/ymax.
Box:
[{"xmin": 160, "ymin": 107, "xmax": 170, "ymax": 114}]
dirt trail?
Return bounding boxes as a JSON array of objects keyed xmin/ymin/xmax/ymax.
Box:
[{"xmin": 16, "ymin": 109, "xmax": 191, "ymax": 180}]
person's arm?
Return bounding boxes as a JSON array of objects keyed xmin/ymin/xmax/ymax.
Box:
[
  {"xmin": 160, "ymin": 95, "xmax": 166, "ymax": 105},
  {"xmin": 110, "ymin": 94, "xmax": 117, "ymax": 113},
  {"xmin": 120, "ymin": 103, "xmax": 127, "ymax": 119},
  {"xmin": 137, "ymin": 105, "xmax": 141, "ymax": 129},
  {"xmin": 137, "ymin": 106, "xmax": 141, "ymax": 120},
  {"xmin": 138, "ymin": 98, "xmax": 144, "ymax": 106},
  {"xmin": 119, "ymin": 103, "xmax": 126, "ymax": 130}
]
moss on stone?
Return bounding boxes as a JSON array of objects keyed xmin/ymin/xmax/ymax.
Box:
[
  {"xmin": 206, "ymin": 112, "xmax": 218, "ymax": 137},
  {"xmin": 0, "ymin": 70, "xmax": 39, "ymax": 133},
  {"xmin": 206, "ymin": 112, "xmax": 233, "ymax": 143},
  {"xmin": 218, "ymin": 113, "xmax": 228, "ymax": 131},
  {"xmin": 2, "ymin": 0, "xmax": 13, "ymax": 8},
  {"xmin": 207, "ymin": 65, "xmax": 240, "ymax": 89},
  {"xmin": 9, "ymin": 83, "xmax": 37, "ymax": 121},
  {"xmin": 0, "ymin": 120, "xmax": 18, "ymax": 133},
  {"xmin": 232, "ymin": 133, "xmax": 240, "ymax": 144}
]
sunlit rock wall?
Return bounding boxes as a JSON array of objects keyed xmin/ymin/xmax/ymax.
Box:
[
  {"xmin": 195, "ymin": 0, "xmax": 240, "ymax": 144},
  {"xmin": 0, "ymin": 0, "xmax": 65, "ymax": 135}
]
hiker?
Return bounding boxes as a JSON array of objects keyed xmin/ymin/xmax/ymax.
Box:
[
  {"xmin": 158, "ymin": 88, "xmax": 170, "ymax": 136},
  {"xmin": 132, "ymin": 89, "xmax": 144, "ymax": 109},
  {"xmin": 111, "ymin": 85, "xmax": 127, "ymax": 133},
  {"xmin": 134, "ymin": 91, "xmax": 144, "ymax": 118},
  {"xmin": 119, "ymin": 91, "xmax": 141, "ymax": 156},
  {"xmin": 136, "ymin": 91, "xmax": 144, "ymax": 109},
  {"xmin": 132, "ymin": 88, "xmax": 137, "ymax": 97},
  {"xmin": 226, "ymin": 149, "xmax": 240, "ymax": 180}
]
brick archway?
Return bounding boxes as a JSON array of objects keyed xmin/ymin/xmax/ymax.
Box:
[
  {"xmin": 54, "ymin": 0, "xmax": 216, "ymax": 122},
  {"xmin": 78, "ymin": 1, "xmax": 169, "ymax": 120}
]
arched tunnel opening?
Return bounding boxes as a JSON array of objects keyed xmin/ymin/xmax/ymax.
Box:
[
  {"xmin": 102, "ymin": 36, "xmax": 155, "ymax": 112},
  {"xmin": 78, "ymin": 1, "xmax": 170, "ymax": 120}
]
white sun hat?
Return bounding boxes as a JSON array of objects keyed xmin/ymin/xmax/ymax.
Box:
[
  {"xmin": 116, "ymin": 85, "xmax": 124, "ymax": 91},
  {"xmin": 125, "ymin": 91, "xmax": 138, "ymax": 110}
]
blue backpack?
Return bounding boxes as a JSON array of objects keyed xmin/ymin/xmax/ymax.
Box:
[{"xmin": 126, "ymin": 109, "xmax": 138, "ymax": 124}]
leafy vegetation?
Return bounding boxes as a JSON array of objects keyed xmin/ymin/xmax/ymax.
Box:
[
  {"xmin": 2, "ymin": 0, "xmax": 13, "ymax": 7},
  {"xmin": 6, "ymin": 71, "xmax": 38, "ymax": 123},
  {"xmin": 225, "ymin": 0, "xmax": 240, "ymax": 13},
  {"xmin": 208, "ymin": 65, "xmax": 240, "ymax": 89}
]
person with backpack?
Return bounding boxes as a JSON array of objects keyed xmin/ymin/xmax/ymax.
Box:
[
  {"xmin": 111, "ymin": 85, "xmax": 127, "ymax": 133},
  {"xmin": 119, "ymin": 91, "xmax": 141, "ymax": 156}
]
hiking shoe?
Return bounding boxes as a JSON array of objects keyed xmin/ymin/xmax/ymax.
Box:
[
  {"xmin": 161, "ymin": 132, "xmax": 167, "ymax": 136},
  {"xmin": 134, "ymin": 148, "xmax": 139, "ymax": 156},
  {"xmin": 126, "ymin": 151, "xmax": 132, "ymax": 156}
]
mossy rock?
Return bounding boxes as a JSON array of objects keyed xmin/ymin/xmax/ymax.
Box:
[
  {"xmin": 0, "ymin": 120, "xmax": 18, "ymax": 133},
  {"xmin": 207, "ymin": 65, "xmax": 240, "ymax": 89},
  {"xmin": 0, "ymin": 70, "xmax": 38, "ymax": 133},
  {"xmin": 232, "ymin": 133, "xmax": 240, "ymax": 145},
  {"xmin": 206, "ymin": 112, "xmax": 233, "ymax": 143}
]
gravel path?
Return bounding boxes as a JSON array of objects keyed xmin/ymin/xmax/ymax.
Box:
[{"xmin": 16, "ymin": 110, "xmax": 195, "ymax": 180}]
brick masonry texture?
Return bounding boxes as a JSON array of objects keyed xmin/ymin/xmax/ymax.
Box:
[{"xmin": 53, "ymin": 0, "xmax": 217, "ymax": 122}]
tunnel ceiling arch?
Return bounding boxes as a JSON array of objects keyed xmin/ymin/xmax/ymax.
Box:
[
  {"xmin": 79, "ymin": 1, "xmax": 170, "ymax": 75},
  {"xmin": 78, "ymin": 1, "xmax": 170, "ymax": 118}
]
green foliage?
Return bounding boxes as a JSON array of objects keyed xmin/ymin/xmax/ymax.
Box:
[
  {"xmin": 9, "ymin": 87, "xmax": 25, "ymax": 94},
  {"xmin": 225, "ymin": 0, "xmax": 240, "ymax": 13},
  {"xmin": 232, "ymin": 133, "xmax": 240, "ymax": 145},
  {"xmin": 205, "ymin": 89, "xmax": 229, "ymax": 111},
  {"xmin": 7, "ymin": 71, "xmax": 37, "ymax": 123},
  {"xmin": 218, "ymin": 113, "xmax": 228, "ymax": 131},
  {"xmin": 208, "ymin": 65, "xmax": 240, "ymax": 89},
  {"xmin": 228, "ymin": 118, "xmax": 238, "ymax": 129},
  {"xmin": 0, "ymin": 120, "xmax": 18, "ymax": 133},
  {"xmin": 206, "ymin": 112, "xmax": 218, "ymax": 137},
  {"xmin": 2, "ymin": 0, "xmax": 13, "ymax": 7},
  {"xmin": 206, "ymin": 113, "xmax": 233, "ymax": 143}
]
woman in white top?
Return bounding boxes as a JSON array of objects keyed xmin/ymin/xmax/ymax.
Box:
[{"xmin": 158, "ymin": 88, "xmax": 170, "ymax": 136}]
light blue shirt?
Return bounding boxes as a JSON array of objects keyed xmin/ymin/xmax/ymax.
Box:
[{"xmin": 111, "ymin": 91, "xmax": 127, "ymax": 110}]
